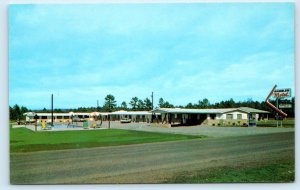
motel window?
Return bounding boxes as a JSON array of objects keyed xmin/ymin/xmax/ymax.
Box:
[
  {"xmin": 237, "ymin": 114, "xmax": 242, "ymax": 120},
  {"xmin": 57, "ymin": 116, "xmax": 63, "ymax": 119},
  {"xmin": 41, "ymin": 116, "xmax": 47, "ymax": 119},
  {"xmin": 226, "ymin": 114, "xmax": 233, "ymax": 120}
]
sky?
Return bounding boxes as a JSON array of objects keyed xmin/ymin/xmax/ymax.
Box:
[{"xmin": 9, "ymin": 3, "xmax": 294, "ymax": 109}]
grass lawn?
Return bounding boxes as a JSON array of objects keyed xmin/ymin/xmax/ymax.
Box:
[
  {"xmin": 10, "ymin": 127, "xmax": 205, "ymax": 153},
  {"xmin": 166, "ymin": 161, "xmax": 294, "ymax": 183},
  {"xmin": 257, "ymin": 119, "xmax": 294, "ymax": 128}
]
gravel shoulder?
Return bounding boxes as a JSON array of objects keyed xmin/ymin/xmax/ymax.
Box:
[{"xmin": 110, "ymin": 122, "xmax": 294, "ymax": 138}]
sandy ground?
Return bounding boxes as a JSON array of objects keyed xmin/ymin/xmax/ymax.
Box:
[
  {"xmin": 10, "ymin": 132, "xmax": 294, "ymax": 184},
  {"xmin": 110, "ymin": 122, "xmax": 294, "ymax": 138}
]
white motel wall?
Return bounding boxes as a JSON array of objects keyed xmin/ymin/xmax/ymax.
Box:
[{"xmin": 216, "ymin": 111, "xmax": 249, "ymax": 120}]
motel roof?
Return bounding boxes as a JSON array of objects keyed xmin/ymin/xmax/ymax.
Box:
[
  {"xmin": 237, "ymin": 107, "xmax": 269, "ymax": 114},
  {"xmin": 152, "ymin": 107, "xmax": 269, "ymax": 114},
  {"xmin": 23, "ymin": 111, "xmax": 157, "ymax": 117},
  {"xmin": 110, "ymin": 110, "xmax": 157, "ymax": 115},
  {"xmin": 24, "ymin": 112, "xmax": 91, "ymax": 117}
]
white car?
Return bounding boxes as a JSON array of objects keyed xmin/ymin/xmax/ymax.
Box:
[{"xmin": 120, "ymin": 118, "xmax": 131, "ymax": 123}]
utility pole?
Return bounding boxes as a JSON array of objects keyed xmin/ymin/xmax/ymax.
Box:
[
  {"xmin": 97, "ymin": 100, "xmax": 99, "ymax": 111},
  {"xmin": 108, "ymin": 114, "xmax": 111, "ymax": 129},
  {"xmin": 51, "ymin": 94, "xmax": 54, "ymax": 126},
  {"xmin": 151, "ymin": 92, "xmax": 154, "ymax": 110},
  {"xmin": 108, "ymin": 104, "xmax": 111, "ymax": 129},
  {"xmin": 151, "ymin": 92, "xmax": 154, "ymax": 123}
]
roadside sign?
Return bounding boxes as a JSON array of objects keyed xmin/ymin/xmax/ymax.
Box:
[
  {"xmin": 279, "ymin": 104, "xmax": 292, "ymax": 108},
  {"xmin": 273, "ymin": 88, "xmax": 291, "ymax": 98},
  {"xmin": 265, "ymin": 85, "xmax": 288, "ymax": 118}
]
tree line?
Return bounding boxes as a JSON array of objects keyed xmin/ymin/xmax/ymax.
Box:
[
  {"xmin": 9, "ymin": 104, "xmax": 29, "ymax": 121},
  {"xmin": 10, "ymin": 95, "xmax": 295, "ymax": 120}
]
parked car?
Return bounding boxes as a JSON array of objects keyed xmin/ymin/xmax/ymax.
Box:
[{"xmin": 120, "ymin": 118, "xmax": 131, "ymax": 123}]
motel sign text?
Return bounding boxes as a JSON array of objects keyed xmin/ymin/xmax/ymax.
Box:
[{"xmin": 273, "ymin": 88, "xmax": 291, "ymax": 98}]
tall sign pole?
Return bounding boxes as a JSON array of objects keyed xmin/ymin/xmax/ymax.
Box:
[
  {"xmin": 151, "ymin": 92, "xmax": 154, "ymax": 123},
  {"xmin": 51, "ymin": 94, "xmax": 54, "ymax": 126},
  {"xmin": 151, "ymin": 92, "xmax": 154, "ymax": 110},
  {"xmin": 265, "ymin": 85, "xmax": 288, "ymax": 118},
  {"xmin": 108, "ymin": 103, "xmax": 111, "ymax": 129},
  {"xmin": 108, "ymin": 114, "xmax": 111, "ymax": 129},
  {"xmin": 265, "ymin": 85, "xmax": 289, "ymax": 127}
]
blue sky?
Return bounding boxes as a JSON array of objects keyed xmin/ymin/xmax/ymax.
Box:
[{"xmin": 9, "ymin": 3, "xmax": 294, "ymax": 109}]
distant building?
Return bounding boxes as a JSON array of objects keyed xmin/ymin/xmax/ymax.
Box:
[
  {"xmin": 109, "ymin": 110, "xmax": 160, "ymax": 123},
  {"xmin": 23, "ymin": 112, "xmax": 90, "ymax": 123},
  {"xmin": 23, "ymin": 111, "xmax": 158, "ymax": 123}
]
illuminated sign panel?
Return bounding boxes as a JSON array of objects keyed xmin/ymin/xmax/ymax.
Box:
[
  {"xmin": 273, "ymin": 88, "xmax": 291, "ymax": 98},
  {"xmin": 279, "ymin": 104, "xmax": 292, "ymax": 108}
]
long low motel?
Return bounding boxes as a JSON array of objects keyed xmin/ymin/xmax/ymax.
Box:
[
  {"xmin": 24, "ymin": 107, "xmax": 269, "ymax": 127},
  {"xmin": 151, "ymin": 107, "xmax": 269, "ymax": 127},
  {"xmin": 24, "ymin": 110, "xmax": 159, "ymax": 123}
]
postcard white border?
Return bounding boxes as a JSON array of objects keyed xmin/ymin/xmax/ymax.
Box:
[{"xmin": 0, "ymin": 0, "xmax": 298, "ymax": 190}]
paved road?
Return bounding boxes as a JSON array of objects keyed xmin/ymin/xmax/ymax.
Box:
[{"xmin": 10, "ymin": 132, "xmax": 294, "ymax": 184}]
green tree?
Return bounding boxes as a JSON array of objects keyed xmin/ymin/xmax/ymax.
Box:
[
  {"xmin": 137, "ymin": 99, "xmax": 145, "ymax": 110},
  {"xmin": 120, "ymin": 101, "xmax": 128, "ymax": 110},
  {"xmin": 163, "ymin": 101, "xmax": 174, "ymax": 108},
  {"xmin": 158, "ymin": 98, "xmax": 165, "ymax": 108},
  {"xmin": 186, "ymin": 102, "xmax": 194, "ymax": 108},
  {"xmin": 202, "ymin": 98, "xmax": 210, "ymax": 108},
  {"xmin": 103, "ymin": 94, "xmax": 117, "ymax": 112},
  {"xmin": 9, "ymin": 106, "xmax": 13, "ymax": 120},
  {"xmin": 20, "ymin": 106, "xmax": 28, "ymax": 114},
  {"xmin": 158, "ymin": 98, "xmax": 174, "ymax": 108},
  {"xmin": 144, "ymin": 98, "xmax": 152, "ymax": 110},
  {"xmin": 13, "ymin": 104, "xmax": 21, "ymax": 121},
  {"xmin": 10, "ymin": 104, "xmax": 29, "ymax": 121},
  {"xmin": 129, "ymin": 97, "xmax": 139, "ymax": 110},
  {"xmin": 225, "ymin": 98, "xmax": 235, "ymax": 108}
]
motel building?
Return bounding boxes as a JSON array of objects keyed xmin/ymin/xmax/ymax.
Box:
[
  {"xmin": 151, "ymin": 107, "xmax": 269, "ymax": 127},
  {"xmin": 109, "ymin": 110, "xmax": 160, "ymax": 123},
  {"xmin": 24, "ymin": 112, "xmax": 92, "ymax": 123},
  {"xmin": 24, "ymin": 110, "xmax": 159, "ymax": 124},
  {"xmin": 24, "ymin": 107, "xmax": 268, "ymax": 127}
]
